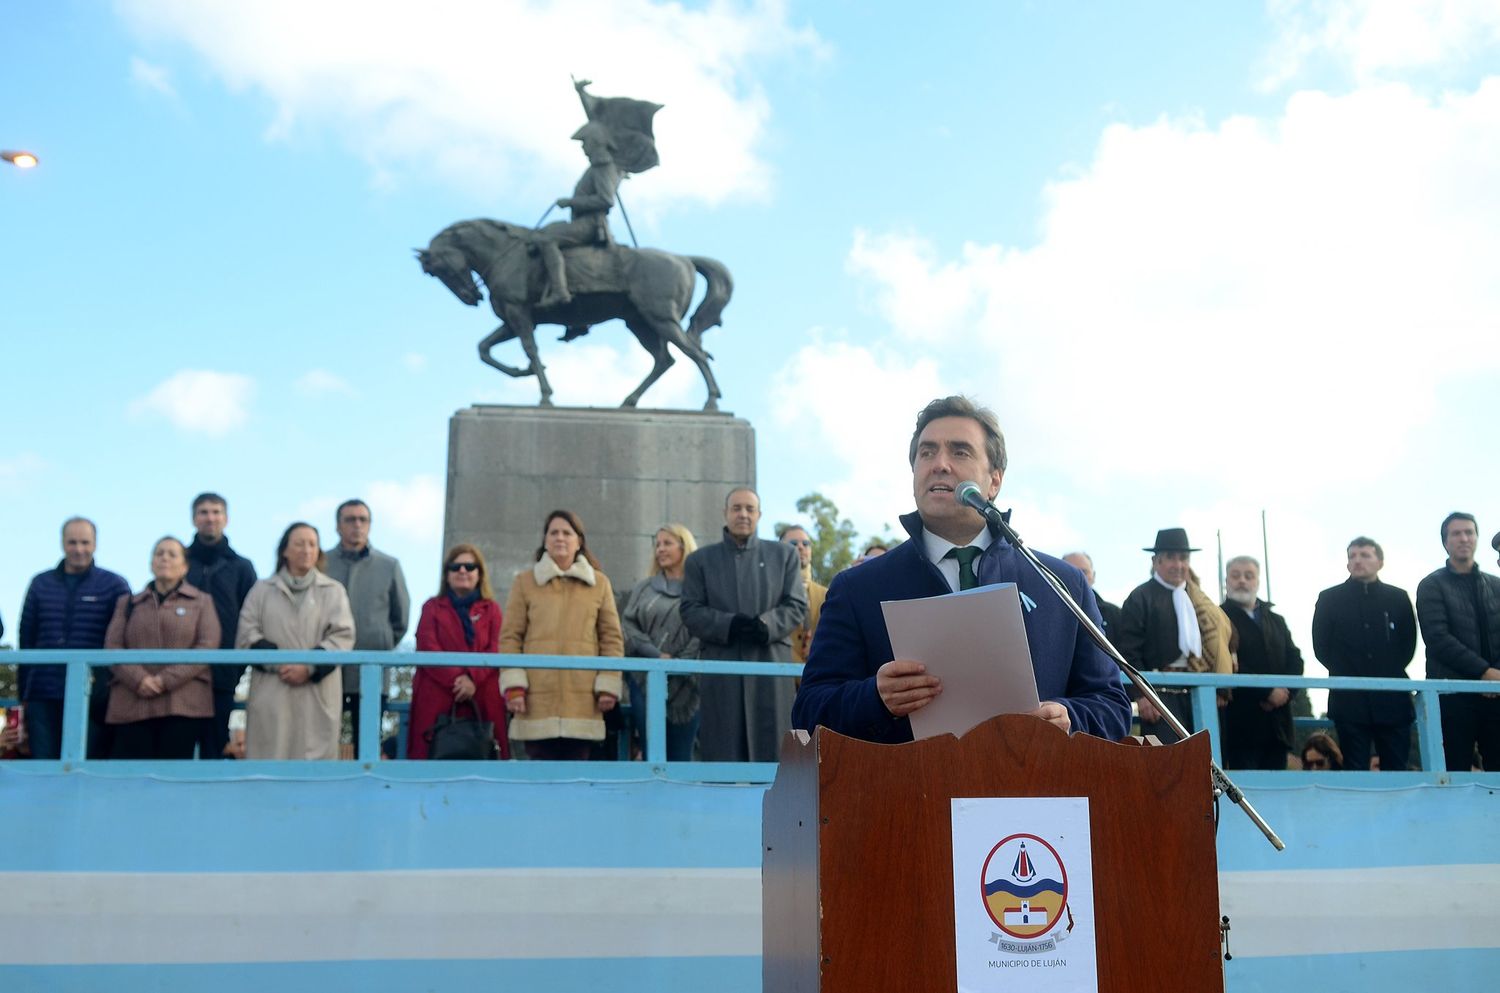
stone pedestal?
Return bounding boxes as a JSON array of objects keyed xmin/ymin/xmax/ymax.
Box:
[{"xmin": 444, "ymin": 405, "xmax": 756, "ymax": 603}]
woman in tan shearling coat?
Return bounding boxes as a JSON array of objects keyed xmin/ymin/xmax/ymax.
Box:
[
  {"xmin": 500, "ymin": 510, "xmax": 624, "ymax": 760},
  {"xmin": 238, "ymin": 522, "xmax": 355, "ymax": 760}
]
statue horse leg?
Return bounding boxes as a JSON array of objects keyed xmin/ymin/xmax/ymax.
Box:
[
  {"xmin": 641, "ymin": 313, "xmax": 721, "ymax": 411},
  {"xmin": 478, "ymin": 322, "xmax": 534, "ymax": 378},
  {"xmin": 626, "ymin": 255, "xmax": 723, "ymax": 411},
  {"xmin": 505, "ymin": 305, "xmax": 553, "ymax": 406},
  {"xmin": 478, "ymin": 307, "xmax": 553, "ymax": 405},
  {"xmin": 621, "ymin": 316, "xmax": 676, "ymax": 408}
]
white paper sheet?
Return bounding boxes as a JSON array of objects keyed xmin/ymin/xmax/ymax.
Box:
[{"xmin": 881, "ymin": 583, "xmax": 1040, "ymax": 740}]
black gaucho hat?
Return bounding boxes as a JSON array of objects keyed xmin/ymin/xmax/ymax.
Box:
[{"xmin": 1144, "ymin": 528, "xmax": 1199, "ymax": 554}]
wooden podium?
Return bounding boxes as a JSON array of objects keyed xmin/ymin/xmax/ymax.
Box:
[{"xmin": 762, "ymin": 715, "xmax": 1223, "ymax": 993}]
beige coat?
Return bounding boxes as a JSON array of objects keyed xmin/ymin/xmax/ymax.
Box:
[
  {"xmin": 103, "ymin": 582, "xmax": 220, "ymax": 724},
  {"xmin": 1187, "ymin": 579, "xmax": 1235, "ymax": 675},
  {"xmin": 790, "ymin": 571, "xmax": 828, "ymax": 665},
  {"xmin": 237, "ymin": 569, "xmax": 355, "ymax": 760},
  {"xmin": 499, "ymin": 557, "xmax": 624, "ymax": 742}
]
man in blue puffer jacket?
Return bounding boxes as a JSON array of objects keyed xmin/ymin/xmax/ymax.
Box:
[{"xmin": 17, "ymin": 517, "xmax": 131, "ymax": 759}]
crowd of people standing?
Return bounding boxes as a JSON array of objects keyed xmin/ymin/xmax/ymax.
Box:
[
  {"xmin": 5, "ymin": 426, "xmax": 1499, "ymax": 772},
  {"xmin": 2, "ymin": 487, "xmax": 813, "ymax": 764},
  {"xmin": 1064, "ymin": 513, "xmax": 1500, "ymax": 772}
]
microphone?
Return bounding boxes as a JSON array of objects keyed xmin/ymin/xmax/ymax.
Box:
[{"xmin": 954, "ymin": 480, "xmax": 1004, "ymax": 526}]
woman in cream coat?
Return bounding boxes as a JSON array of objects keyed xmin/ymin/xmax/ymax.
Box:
[
  {"xmin": 238, "ymin": 522, "xmax": 355, "ymax": 760},
  {"xmin": 500, "ymin": 509, "xmax": 624, "ymax": 761}
]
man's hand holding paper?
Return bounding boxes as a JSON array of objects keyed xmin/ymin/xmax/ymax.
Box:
[{"xmin": 876, "ymin": 659, "xmax": 942, "ymax": 716}]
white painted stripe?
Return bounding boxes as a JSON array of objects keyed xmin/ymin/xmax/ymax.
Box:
[
  {"xmin": 0, "ymin": 868, "xmax": 761, "ymax": 966},
  {"xmin": 1219, "ymin": 864, "xmax": 1500, "ymax": 958},
  {"xmin": 6, "ymin": 864, "xmax": 1496, "ymax": 966}
]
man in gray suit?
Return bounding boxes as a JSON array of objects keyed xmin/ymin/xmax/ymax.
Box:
[
  {"xmin": 681, "ymin": 487, "xmax": 806, "ymax": 762},
  {"xmin": 323, "ymin": 499, "xmax": 410, "ymax": 747}
]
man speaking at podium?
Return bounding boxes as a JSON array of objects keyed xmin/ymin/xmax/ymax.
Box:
[{"xmin": 791, "ymin": 396, "xmax": 1131, "ymax": 744}]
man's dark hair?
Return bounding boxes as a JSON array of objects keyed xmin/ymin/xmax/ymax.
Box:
[
  {"xmin": 1440, "ymin": 512, "xmax": 1477, "ymax": 544},
  {"xmin": 725, "ymin": 487, "xmax": 759, "ymax": 510},
  {"xmin": 192, "ymin": 492, "xmax": 228, "ymax": 513},
  {"xmin": 60, "ymin": 516, "xmax": 96, "ymax": 540},
  {"xmin": 336, "ymin": 499, "xmax": 371, "ymax": 524},
  {"xmin": 1347, "ymin": 536, "xmax": 1384, "ymax": 561},
  {"xmin": 907, "ymin": 395, "xmax": 1007, "ymax": 473}
]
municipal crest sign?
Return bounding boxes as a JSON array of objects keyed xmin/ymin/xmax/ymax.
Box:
[{"xmin": 951, "ymin": 797, "xmax": 1098, "ymax": 993}]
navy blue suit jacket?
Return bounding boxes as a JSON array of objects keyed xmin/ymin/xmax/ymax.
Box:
[{"xmin": 792, "ymin": 513, "xmax": 1131, "ymax": 743}]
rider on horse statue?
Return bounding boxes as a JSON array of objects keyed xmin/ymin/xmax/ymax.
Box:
[
  {"xmin": 533, "ymin": 80, "xmax": 661, "ymax": 314},
  {"xmin": 417, "ymin": 78, "xmax": 731, "ymax": 411},
  {"xmin": 536, "ymin": 120, "xmax": 620, "ymax": 310}
]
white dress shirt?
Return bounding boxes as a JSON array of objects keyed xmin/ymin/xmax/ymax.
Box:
[{"xmin": 921, "ymin": 525, "xmax": 993, "ymax": 593}]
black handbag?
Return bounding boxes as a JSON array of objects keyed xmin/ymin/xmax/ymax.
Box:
[{"xmin": 424, "ymin": 702, "xmax": 498, "ymax": 760}]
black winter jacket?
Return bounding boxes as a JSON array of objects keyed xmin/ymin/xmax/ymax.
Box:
[
  {"xmin": 186, "ymin": 536, "xmax": 259, "ymax": 691},
  {"xmin": 1416, "ymin": 563, "xmax": 1500, "ymax": 680}
]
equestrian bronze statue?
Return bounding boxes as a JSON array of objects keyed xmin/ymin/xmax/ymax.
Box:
[{"xmin": 418, "ymin": 81, "xmax": 733, "ymax": 410}]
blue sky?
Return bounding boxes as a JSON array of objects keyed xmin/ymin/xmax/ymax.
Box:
[{"xmin": 3, "ymin": 1, "xmax": 1498, "ymax": 685}]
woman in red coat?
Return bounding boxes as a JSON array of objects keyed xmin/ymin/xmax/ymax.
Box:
[{"xmin": 409, "ymin": 544, "xmax": 509, "ymax": 759}]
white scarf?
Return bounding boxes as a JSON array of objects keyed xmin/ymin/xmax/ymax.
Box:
[
  {"xmin": 1153, "ymin": 573, "xmax": 1202, "ymax": 662},
  {"xmin": 534, "ymin": 555, "xmax": 597, "ymax": 587}
]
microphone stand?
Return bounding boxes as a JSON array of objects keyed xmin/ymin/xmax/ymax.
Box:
[{"xmin": 975, "ymin": 499, "xmax": 1285, "ymax": 851}]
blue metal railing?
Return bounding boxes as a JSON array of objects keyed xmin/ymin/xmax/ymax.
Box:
[
  {"xmin": 6, "ymin": 650, "xmax": 802, "ymax": 779},
  {"xmin": 5, "ymin": 650, "xmax": 1494, "ymax": 779}
]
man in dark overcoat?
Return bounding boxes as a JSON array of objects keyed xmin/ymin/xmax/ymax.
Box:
[
  {"xmin": 185, "ymin": 492, "xmax": 259, "ymax": 759},
  {"xmin": 1220, "ymin": 555, "xmax": 1303, "ymax": 770},
  {"xmin": 1415, "ymin": 512, "xmax": 1500, "ymax": 771},
  {"xmin": 1115, "ymin": 529, "xmax": 1232, "ymax": 743},
  {"xmin": 681, "ymin": 488, "xmax": 806, "ymax": 762},
  {"xmin": 1311, "ymin": 536, "xmax": 1417, "ymax": 771}
]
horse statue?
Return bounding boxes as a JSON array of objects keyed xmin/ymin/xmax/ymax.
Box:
[{"xmin": 417, "ymin": 219, "xmax": 732, "ymax": 410}]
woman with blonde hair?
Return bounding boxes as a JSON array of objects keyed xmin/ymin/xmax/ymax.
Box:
[
  {"xmin": 409, "ymin": 543, "xmax": 508, "ymax": 759},
  {"xmin": 620, "ymin": 524, "xmax": 702, "ymax": 761},
  {"xmin": 499, "ymin": 510, "xmax": 624, "ymax": 760},
  {"xmin": 238, "ymin": 522, "xmax": 354, "ymax": 760}
]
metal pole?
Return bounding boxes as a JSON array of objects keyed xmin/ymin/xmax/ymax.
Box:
[
  {"xmin": 1216, "ymin": 529, "xmax": 1225, "ymax": 603},
  {"xmin": 1261, "ymin": 509, "xmax": 1272, "ymax": 604},
  {"xmin": 988, "ymin": 508, "xmax": 1285, "ymax": 850},
  {"xmin": 616, "ymin": 188, "xmax": 640, "ymax": 248}
]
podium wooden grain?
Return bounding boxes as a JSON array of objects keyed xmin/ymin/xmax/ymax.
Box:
[{"xmin": 762, "ymin": 715, "xmax": 1224, "ymax": 993}]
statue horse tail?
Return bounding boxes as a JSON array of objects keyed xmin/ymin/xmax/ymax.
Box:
[{"xmin": 686, "ymin": 256, "xmax": 733, "ymax": 347}]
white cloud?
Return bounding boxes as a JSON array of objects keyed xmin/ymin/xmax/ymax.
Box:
[
  {"xmin": 1261, "ymin": 0, "xmax": 1500, "ymax": 87},
  {"xmin": 129, "ymin": 54, "xmax": 177, "ymax": 98},
  {"xmin": 129, "ymin": 369, "xmax": 255, "ymax": 436},
  {"xmin": 769, "ymin": 338, "xmax": 944, "ymax": 529},
  {"xmin": 115, "ymin": 0, "xmax": 824, "ymax": 207},
  {"xmin": 367, "ymin": 474, "xmax": 445, "ymax": 545},
  {"xmin": 294, "ymin": 369, "xmax": 356, "ymax": 396},
  {"xmin": 295, "ymin": 475, "xmax": 442, "ymax": 543},
  {"xmin": 401, "ymin": 352, "xmax": 428, "ymax": 374},
  {"xmin": 838, "ymin": 80, "xmax": 1500, "ymax": 495},
  {"xmin": 846, "ymin": 231, "xmax": 1004, "ymax": 345}
]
